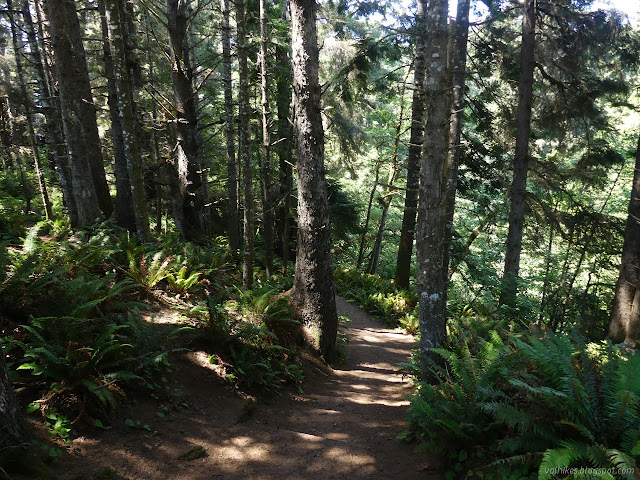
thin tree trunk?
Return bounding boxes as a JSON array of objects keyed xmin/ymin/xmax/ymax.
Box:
[
  {"xmin": 275, "ymin": 22, "xmax": 293, "ymax": 272},
  {"xmin": 236, "ymin": 0, "xmax": 254, "ymax": 290},
  {"xmin": 103, "ymin": 0, "xmax": 150, "ymax": 241},
  {"xmin": 23, "ymin": 0, "xmax": 77, "ymax": 223},
  {"xmin": 395, "ymin": 0, "xmax": 428, "ymax": 289},
  {"xmin": 501, "ymin": 0, "xmax": 536, "ymax": 305},
  {"xmin": 609, "ymin": 133, "xmax": 640, "ymax": 345},
  {"xmin": 441, "ymin": 0, "xmax": 470, "ymax": 291},
  {"xmin": 222, "ymin": 0, "xmax": 239, "ymax": 252},
  {"xmin": 143, "ymin": 9, "xmax": 163, "ymax": 235},
  {"xmin": 366, "ymin": 73, "xmax": 408, "ymax": 275},
  {"xmin": 45, "ymin": 0, "xmax": 106, "ymax": 225},
  {"xmin": 290, "ymin": 0, "xmax": 338, "ymax": 362},
  {"xmin": 7, "ymin": 0, "xmax": 53, "ymax": 220},
  {"xmin": 356, "ymin": 166, "xmax": 380, "ymax": 270},
  {"xmin": 259, "ymin": 0, "xmax": 274, "ymax": 277},
  {"xmin": 100, "ymin": 0, "xmax": 136, "ymax": 233},
  {"xmin": 415, "ymin": 0, "xmax": 451, "ymax": 378}
]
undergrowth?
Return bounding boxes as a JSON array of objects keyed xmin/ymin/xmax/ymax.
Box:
[
  {"xmin": 0, "ymin": 222, "xmax": 308, "ymax": 459},
  {"xmin": 402, "ymin": 323, "xmax": 640, "ymax": 479},
  {"xmin": 333, "ymin": 267, "xmax": 418, "ymax": 332}
]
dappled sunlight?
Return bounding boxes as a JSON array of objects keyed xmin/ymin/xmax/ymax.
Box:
[{"xmin": 56, "ymin": 296, "xmax": 438, "ymax": 480}]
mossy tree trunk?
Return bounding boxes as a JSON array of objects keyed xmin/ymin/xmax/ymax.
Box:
[{"xmin": 415, "ymin": 0, "xmax": 452, "ymax": 378}]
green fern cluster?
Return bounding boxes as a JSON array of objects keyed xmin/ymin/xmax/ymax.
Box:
[
  {"xmin": 405, "ymin": 329, "xmax": 640, "ymax": 479},
  {"xmin": 12, "ymin": 311, "xmax": 189, "ymax": 415}
]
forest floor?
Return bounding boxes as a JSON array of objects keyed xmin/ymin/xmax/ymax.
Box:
[{"xmin": 21, "ymin": 297, "xmax": 441, "ymax": 480}]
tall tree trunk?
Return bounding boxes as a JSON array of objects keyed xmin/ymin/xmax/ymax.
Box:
[
  {"xmin": 236, "ymin": 0, "xmax": 254, "ymax": 290},
  {"xmin": 222, "ymin": 0, "xmax": 239, "ymax": 253},
  {"xmin": 23, "ymin": 0, "xmax": 77, "ymax": 223},
  {"xmin": 395, "ymin": 0, "xmax": 428, "ymax": 289},
  {"xmin": 609, "ymin": 134, "xmax": 640, "ymax": 345},
  {"xmin": 100, "ymin": 0, "xmax": 136, "ymax": 233},
  {"xmin": 7, "ymin": 0, "xmax": 53, "ymax": 220},
  {"xmin": 415, "ymin": 0, "xmax": 451, "ymax": 378},
  {"xmin": 441, "ymin": 0, "xmax": 470, "ymax": 292},
  {"xmin": 103, "ymin": 0, "xmax": 150, "ymax": 241},
  {"xmin": 143, "ymin": 8, "xmax": 163, "ymax": 234},
  {"xmin": 45, "ymin": 0, "xmax": 110, "ymax": 225},
  {"xmin": 0, "ymin": 345, "xmax": 26, "ymax": 449},
  {"xmin": 259, "ymin": 0, "xmax": 274, "ymax": 278},
  {"xmin": 501, "ymin": 0, "xmax": 536, "ymax": 305},
  {"xmin": 166, "ymin": 0, "xmax": 208, "ymax": 240},
  {"xmin": 275, "ymin": 28, "xmax": 293, "ymax": 272},
  {"xmin": 290, "ymin": 0, "xmax": 338, "ymax": 362}
]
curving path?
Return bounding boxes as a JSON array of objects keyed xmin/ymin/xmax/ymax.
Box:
[{"xmin": 53, "ymin": 297, "xmax": 441, "ymax": 479}]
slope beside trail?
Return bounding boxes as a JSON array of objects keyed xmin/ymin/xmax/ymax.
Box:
[{"xmin": 53, "ymin": 296, "xmax": 441, "ymax": 479}]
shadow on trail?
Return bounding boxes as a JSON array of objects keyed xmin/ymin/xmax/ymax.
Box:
[{"xmin": 52, "ymin": 297, "xmax": 440, "ymax": 480}]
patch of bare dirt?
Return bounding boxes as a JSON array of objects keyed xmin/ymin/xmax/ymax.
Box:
[{"xmin": 29, "ymin": 297, "xmax": 441, "ymax": 479}]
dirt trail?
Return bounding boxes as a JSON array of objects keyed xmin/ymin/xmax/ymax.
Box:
[{"xmin": 54, "ymin": 296, "xmax": 440, "ymax": 479}]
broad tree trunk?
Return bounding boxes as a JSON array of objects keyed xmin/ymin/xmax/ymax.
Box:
[
  {"xmin": 415, "ymin": 0, "xmax": 451, "ymax": 378},
  {"xmin": 441, "ymin": 0, "xmax": 470, "ymax": 293},
  {"xmin": 395, "ymin": 0, "xmax": 428, "ymax": 289},
  {"xmin": 7, "ymin": 0, "xmax": 53, "ymax": 220},
  {"xmin": 103, "ymin": 0, "xmax": 150, "ymax": 241},
  {"xmin": 609, "ymin": 134, "xmax": 640, "ymax": 345},
  {"xmin": 166, "ymin": 0, "xmax": 209, "ymax": 240},
  {"xmin": 45, "ymin": 0, "xmax": 111, "ymax": 225},
  {"xmin": 24, "ymin": 0, "xmax": 77, "ymax": 223},
  {"xmin": 259, "ymin": 0, "xmax": 274, "ymax": 278},
  {"xmin": 236, "ymin": 0, "xmax": 254, "ymax": 290},
  {"xmin": 0, "ymin": 345, "xmax": 26, "ymax": 449},
  {"xmin": 290, "ymin": 0, "xmax": 338, "ymax": 362},
  {"xmin": 222, "ymin": 0, "xmax": 239, "ymax": 253},
  {"xmin": 501, "ymin": 0, "xmax": 536, "ymax": 305}
]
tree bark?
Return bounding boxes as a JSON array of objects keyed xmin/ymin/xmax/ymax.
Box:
[
  {"xmin": 7, "ymin": 0, "xmax": 53, "ymax": 220},
  {"xmin": 236, "ymin": 0, "xmax": 254, "ymax": 290},
  {"xmin": 441, "ymin": 0, "xmax": 470, "ymax": 292},
  {"xmin": 609, "ymin": 135, "xmax": 640, "ymax": 345},
  {"xmin": 290, "ymin": 0, "xmax": 338, "ymax": 362},
  {"xmin": 395, "ymin": 0, "xmax": 428, "ymax": 289},
  {"xmin": 222, "ymin": 0, "xmax": 239, "ymax": 253},
  {"xmin": 501, "ymin": 0, "xmax": 536, "ymax": 305},
  {"xmin": 100, "ymin": 0, "xmax": 136, "ymax": 233},
  {"xmin": 45, "ymin": 0, "xmax": 111, "ymax": 225},
  {"xmin": 259, "ymin": 0, "xmax": 274, "ymax": 278},
  {"xmin": 24, "ymin": 0, "xmax": 77, "ymax": 224},
  {"xmin": 103, "ymin": 0, "xmax": 150, "ymax": 241},
  {"xmin": 415, "ymin": 0, "xmax": 451, "ymax": 378},
  {"xmin": 166, "ymin": 0, "xmax": 209, "ymax": 240},
  {"xmin": 0, "ymin": 345, "xmax": 26, "ymax": 449},
  {"xmin": 274, "ymin": 10, "xmax": 294, "ymax": 272}
]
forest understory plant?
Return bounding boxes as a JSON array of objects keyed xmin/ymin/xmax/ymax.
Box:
[{"xmin": 403, "ymin": 323, "xmax": 640, "ymax": 479}]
